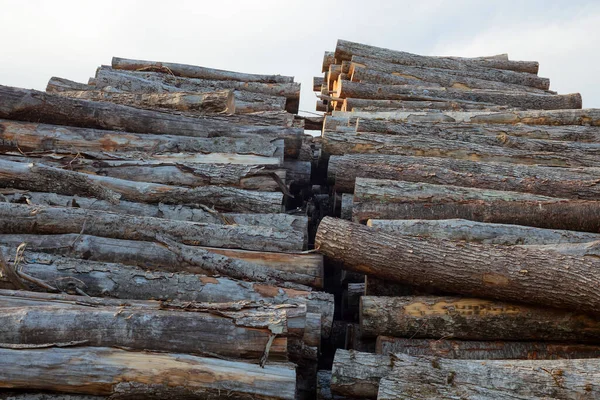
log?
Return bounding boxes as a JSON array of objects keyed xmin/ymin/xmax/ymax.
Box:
[
  {"xmin": 313, "ymin": 76, "xmax": 325, "ymax": 92},
  {"xmin": 283, "ymin": 160, "xmax": 311, "ymax": 184},
  {"xmin": 342, "ymin": 98, "xmax": 516, "ymax": 112},
  {"xmin": 328, "ymin": 64, "xmax": 342, "ymax": 90},
  {"xmin": 44, "ymin": 77, "xmax": 95, "ymax": 92},
  {"xmin": 349, "ymin": 56, "xmax": 549, "ymax": 89},
  {"xmin": 316, "ymin": 100, "xmax": 327, "ymax": 112},
  {"xmin": 327, "ymin": 154, "xmax": 600, "ymax": 199},
  {"xmin": 364, "ymin": 276, "xmax": 413, "ymax": 297},
  {"xmin": 0, "ymin": 159, "xmax": 284, "ymax": 213},
  {"xmin": 315, "ymin": 217, "xmax": 600, "ymax": 314},
  {"xmin": 0, "ymin": 394, "xmax": 104, "ymax": 400},
  {"xmin": 352, "ymin": 178, "xmax": 600, "ymax": 232},
  {"xmin": 335, "ymin": 82, "xmax": 581, "ymax": 110},
  {"xmin": 336, "ymin": 39, "xmax": 539, "ymax": 73},
  {"xmin": 322, "ymin": 51, "xmax": 335, "ymax": 73},
  {"xmin": 330, "ymin": 349, "xmax": 391, "ymax": 399},
  {"xmin": 375, "ymin": 337, "xmax": 600, "ymax": 360},
  {"xmin": 367, "ymin": 219, "xmax": 600, "ymax": 245},
  {"xmin": 317, "ymin": 370, "xmax": 350, "ymax": 400},
  {"xmin": 112, "ymin": 56, "xmax": 294, "ymax": 83},
  {"xmin": 340, "ymin": 193, "xmax": 353, "ymax": 220},
  {"xmin": 377, "ymin": 353, "xmax": 600, "ymax": 399},
  {"xmin": 521, "ymin": 241, "xmax": 600, "ymax": 258},
  {"xmin": 0, "ymin": 347, "xmax": 297, "ymax": 399},
  {"xmin": 58, "ymin": 89, "xmax": 235, "ymax": 114},
  {"xmin": 322, "ymin": 130, "xmax": 600, "ymax": 167}
]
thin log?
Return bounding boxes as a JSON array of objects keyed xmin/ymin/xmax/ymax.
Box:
[
  {"xmin": 315, "ymin": 217, "xmax": 600, "ymax": 314},
  {"xmin": 342, "ymin": 98, "xmax": 516, "ymax": 112}
]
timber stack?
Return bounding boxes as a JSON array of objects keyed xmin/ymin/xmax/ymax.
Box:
[
  {"xmin": 0, "ymin": 57, "xmax": 334, "ymax": 399},
  {"xmin": 313, "ymin": 40, "xmax": 600, "ymax": 399}
]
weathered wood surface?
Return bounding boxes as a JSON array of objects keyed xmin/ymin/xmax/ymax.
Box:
[
  {"xmin": 327, "ymin": 154, "xmax": 600, "ymax": 199},
  {"xmin": 367, "ymin": 219, "xmax": 600, "ymax": 245},
  {"xmin": 331, "ymin": 349, "xmax": 390, "ymax": 399},
  {"xmin": 322, "ymin": 52, "xmax": 335, "ymax": 73},
  {"xmin": 361, "ymin": 296, "xmax": 600, "ymax": 342},
  {"xmin": 377, "ymin": 353, "xmax": 600, "ymax": 399},
  {"xmin": 375, "ymin": 336, "xmax": 600, "ymax": 360},
  {"xmin": 283, "ymin": 160, "xmax": 311, "ymax": 184},
  {"xmin": 336, "ymin": 81, "xmax": 581, "ymax": 110},
  {"xmin": 349, "ymin": 55, "xmax": 549, "ymax": 89},
  {"xmin": 0, "ymin": 394, "xmax": 105, "ymax": 400},
  {"xmin": 322, "ymin": 130, "xmax": 600, "ymax": 167},
  {"xmin": 44, "ymin": 77, "xmax": 95, "ymax": 92},
  {"xmin": 336, "ymin": 40, "xmax": 540, "ymax": 74},
  {"xmin": 521, "ymin": 241, "xmax": 600, "ymax": 258},
  {"xmin": 0, "ymin": 160, "xmax": 283, "ymax": 213},
  {"xmin": 0, "ymin": 347, "xmax": 297, "ymax": 399},
  {"xmin": 112, "ymin": 56, "xmax": 294, "ymax": 83},
  {"xmin": 315, "ymin": 217, "xmax": 600, "ymax": 314},
  {"xmin": 342, "ymin": 98, "xmax": 516, "ymax": 112},
  {"xmin": 352, "ymin": 179, "xmax": 600, "ymax": 232},
  {"xmin": 364, "ymin": 276, "xmax": 414, "ymax": 297}
]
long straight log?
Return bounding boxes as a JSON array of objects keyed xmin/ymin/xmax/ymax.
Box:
[
  {"xmin": 352, "ymin": 178, "xmax": 600, "ymax": 232},
  {"xmin": 367, "ymin": 219, "xmax": 600, "ymax": 245},
  {"xmin": 336, "ymin": 81, "xmax": 581, "ymax": 110},
  {"xmin": 360, "ymin": 296, "xmax": 600, "ymax": 341},
  {"xmin": 315, "ymin": 217, "xmax": 600, "ymax": 314},
  {"xmin": 342, "ymin": 98, "xmax": 515, "ymax": 112},
  {"xmin": 0, "ymin": 347, "xmax": 296, "ymax": 399},
  {"xmin": 375, "ymin": 337, "xmax": 600, "ymax": 360},
  {"xmin": 0, "ymin": 159, "xmax": 283, "ymax": 213},
  {"xmin": 336, "ymin": 39, "xmax": 539, "ymax": 73},
  {"xmin": 327, "ymin": 154, "xmax": 600, "ymax": 199},
  {"xmin": 322, "ymin": 51, "xmax": 335, "ymax": 73},
  {"xmin": 377, "ymin": 353, "xmax": 600, "ymax": 399},
  {"xmin": 112, "ymin": 56, "xmax": 294, "ymax": 83}
]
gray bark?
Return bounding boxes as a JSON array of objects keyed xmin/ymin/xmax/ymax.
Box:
[
  {"xmin": 343, "ymin": 98, "xmax": 516, "ymax": 112},
  {"xmin": 313, "ymin": 76, "xmax": 324, "ymax": 91},
  {"xmin": 330, "ymin": 349, "xmax": 391, "ymax": 399},
  {"xmin": 322, "ymin": 52, "xmax": 335, "ymax": 73}
]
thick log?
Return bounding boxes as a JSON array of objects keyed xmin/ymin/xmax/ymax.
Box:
[
  {"xmin": 0, "ymin": 347, "xmax": 296, "ymax": 399},
  {"xmin": 367, "ymin": 219, "xmax": 600, "ymax": 245},
  {"xmin": 342, "ymin": 98, "xmax": 515, "ymax": 112},
  {"xmin": 376, "ymin": 337, "xmax": 600, "ymax": 360},
  {"xmin": 352, "ymin": 178, "xmax": 600, "ymax": 232},
  {"xmin": 336, "ymin": 40, "xmax": 539, "ymax": 73},
  {"xmin": 0, "ymin": 159, "xmax": 283, "ymax": 213},
  {"xmin": 112, "ymin": 56, "xmax": 294, "ymax": 83},
  {"xmin": 331, "ymin": 349, "xmax": 390, "ymax": 399},
  {"xmin": 336, "ymin": 81, "xmax": 581, "ymax": 110},
  {"xmin": 377, "ymin": 353, "xmax": 600, "ymax": 399},
  {"xmin": 327, "ymin": 154, "xmax": 600, "ymax": 199},
  {"xmin": 521, "ymin": 241, "xmax": 600, "ymax": 258},
  {"xmin": 322, "ymin": 130, "xmax": 600, "ymax": 167},
  {"xmin": 315, "ymin": 217, "xmax": 600, "ymax": 314},
  {"xmin": 361, "ymin": 296, "xmax": 600, "ymax": 342}
]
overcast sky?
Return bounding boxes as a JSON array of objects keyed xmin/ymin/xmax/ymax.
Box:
[{"xmin": 2, "ymin": 0, "xmax": 599, "ymax": 113}]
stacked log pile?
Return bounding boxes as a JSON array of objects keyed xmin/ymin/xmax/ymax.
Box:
[
  {"xmin": 313, "ymin": 40, "xmax": 600, "ymax": 399},
  {"xmin": 0, "ymin": 58, "xmax": 334, "ymax": 399}
]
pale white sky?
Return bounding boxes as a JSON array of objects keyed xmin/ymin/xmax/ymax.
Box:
[{"xmin": 1, "ymin": 0, "xmax": 599, "ymax": 112}]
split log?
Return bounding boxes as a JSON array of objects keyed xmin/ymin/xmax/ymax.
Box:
[
  {"xmin": 0, "ymin": 347, "xmax": 296, "ymax": 399},
  {"xmin": 0, "ymin": 159, "xmax": 284, "ymax": 213},
  {"xmin": 322, "ymin": 130, "xmax": 600, "ymax": 167},
  {"xmin": 112, "ymin": 56, "xmax": 294, "ymax": 83},
  {"xmin": 352, "ymin": 178, "xmax": 600, "ymax": 232},
  {"xmin": 315, "ymin": 217, "xmax": 600, "ymax": 314},
  {"xmin": 335, "ymin": 82, "xmax": 581, "ymax": 110},
  {"xmin": 327, "ymin": 154, "xmax": 600, "ymax": 199},
  {"xmin": 336, "ymin": 39, "xmax": 540, "ymax": 74},
  {"xmin": 376, "ymin": 337, "xmax": 600, "ymax": 360},
  {"xmin": 377, "ymin": 353, "xmax": 600, "ymax": 399},
  {"xmin": 367, "ymin": 219, "xmax": 600, "ymax": 245},
  {"xmin": 342, "ymin": 98, "xmax": 516, "ymax": 112},
  {"xmin": 322, "ymin": 52, "xmax": 335, "ymax": 73},
  {"xmin": 330, "ymin": 349, "xmax": 391, "ymax": 399},
  {"xmin": 58, "ymin": 89, "xmax": 235, "ymax": 114},
  {"xmin": 361, "ymin": 296, "xmax": 600, "ymax": 342}
]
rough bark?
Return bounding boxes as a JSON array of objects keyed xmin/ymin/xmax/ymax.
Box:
[
  {"xmin": 283, "ymin": 160, "xmax": 311, "ymax": 184},
  {"xmin": 315, "ymin": 217, "xmax": 600, "ymax": 314},
  {"xmin": 336, "ymin": 81, "xmax": 581, "ymax": 110},
  {"xmin": 352, "ymin": 178, "xmax": 600, "ymax": 232},
  {"xmin": 336, "ymin": 40, "xmax": 540, "ymax": 74},
  {"xmin": 44, "ymin": 77, "xmax": 95, "ymax": 92},
  {"xmin": 0, "ymin": 394, "xmax": 104, "ymax": 400},
  {"xmin": 375, "ymin": 337, "xmax": 600, "ymax": 360},
  {"xmin": 112, "ymin": 56, "xmax": 294, "ymax": 83},
  {"xmin": 521, "ymin": 241, "xmax": 600, "ymax": 258},
  {"xmin": 322, "ymin": 52, "xmax": 335, "ymax": 73},
  {"xmin": 367, "ymin": 219, "xmax": 600, "ymax": 245},
  {"xmin": 342, "ymin": 98, "xmax": 516, "ymax": 112},
  {"xmin": 0, "ymin": 347, "xmax": 297, "ymax": 399},
  {"xmin": 313, "ymin": 76, "xmax": 325, "ymax": 91},
  {"xmin": 322, "ymin": 130, "xmax": 600, "ymax": 167},
  {"xmin": 327, "ymin": 154, "xmax": 600, "ymax": 199},
  {"xmin": 340, "ymin": 193, "xmax": 353, "ymax": 220},
  {"xmin": 330, "ymin": 349, "xmax": 391, "ymax": 399},
  {"xmin": 377, "ymin": 353, "xmax": 600, "ymax": 399},
  {"xmin": 0, "ymin": 159, "xmax": 284, "ymax": 213}
]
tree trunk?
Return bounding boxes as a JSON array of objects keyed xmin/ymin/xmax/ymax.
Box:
[
  {"xmin": 375, "ymin": 337, "xmax": 600, "ymax": 360},
  {"xmin": 112, "ymin": 56, "xmax": 294, "ymax": 83},
  {"xmin": 330, "ymin": 349, "xmax": 391, "ymax": 399},
  {"xmin": 367, "ymin": 219, "xmax": 600, "ymax": 245},
  {"xmin": 322, "ymin": 130, "xmax": 600, "ymax": 167},
  {"xmin": 315, "ymin": 217, "xmax": 600, "ymax": 314},
  {"xmin": 0, "ymin": 159, "xmax": 284, "ymax": 213},
  {"xmin": 0, "ymin": 347, "xmax": 297, "ymax": 399},
  {"xmin": 336, "ymin": 81, "xmax": 581, "ymax": 110},
  {"xmin": 342, "ymin": 98, "xmax": 516, "ymax": 112},
  {"xmin": 357, "ymin": 119, "xmax": 600, "ymax": 142},
  {"xmin": 327, "ymin": 154, "xmax": 600, "ymax": 199},
  {"xmin": 349, "ymin": 55, "xmax": 548, "ymax": 89},
  {"xmin": 352, "ymin": 178, "xmax": 600, "ymax": 232},
  {"xmin": 377, "ymin": 352, "xmax": 600, "ymax": 399},
  {"xmin": 336, "ymin": 39, "xmax": 540, "ymax": 74}
]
